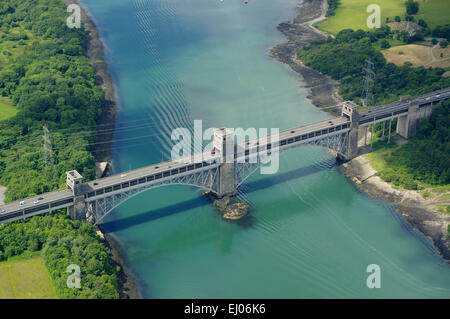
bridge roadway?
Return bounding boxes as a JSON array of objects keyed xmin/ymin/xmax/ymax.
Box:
[
  {"xmin": 358, "ymin": 87, "xmax": 450, "ymax": 126},
  {"xmin": 0, "ymin": 116, "xmax": 350, "ymax": 223},
  {"xmin": 0, "ymin": 87, "xmax": 449, "ymax": 224}
]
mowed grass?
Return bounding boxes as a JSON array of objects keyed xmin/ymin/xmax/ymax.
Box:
[
  {"xmin": 382, "ymin": 44, "xmax": 431, "ymax": 66},
  {"xmin": 317, "ymin": 0, "xmax": 405, "ymax": 35},
  {"xmin": 0, "ymin": 256, "xmax": 57, "ymax": 299},
  {"xmin": 419, "ymin": 0, "xmax": 450, "ymax": 28},
  {"xmin": 317, "ymin": 0, "xmax": 450, "ymax": 35},
  {"xmin": 0, "ymin": 97, "xmax": 18, "ymax": 121}
]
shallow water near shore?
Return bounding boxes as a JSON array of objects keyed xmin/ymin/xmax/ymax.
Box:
[{"xmin": 79, "ymin": 0, "xmax": 450, "ymax": 298}]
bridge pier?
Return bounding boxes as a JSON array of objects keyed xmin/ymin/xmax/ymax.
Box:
[
  {"xmin": 68, "ymin": 196, "xmax": 86, "ymax": 221},
  {"xmin": 341, "ymin": 101, "xmax": 360, "ymax": 160},
  {"xmin": 396, "ymin": 100, "xmax": 420, "ymax": 139},
  {"xmin": 213, "ymin": 128, "xmax": 237, "ymax": 197}
]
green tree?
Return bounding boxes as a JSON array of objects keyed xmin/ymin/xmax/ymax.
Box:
[
  {"xmin": 380, "ymin": 39, "xmax": 391, "ymax": 49},
  {"xmin": 418, "ymin": 19, "xmax": 427, "ymax": 28},
  {"xmin": 405, "ymin": 0, "xmax": 419, "ymax": 15}
]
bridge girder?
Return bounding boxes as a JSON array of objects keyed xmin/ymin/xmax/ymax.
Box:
[{"xmin": 234, "ymin": 130, "xmax": 350, "ymax": 188}]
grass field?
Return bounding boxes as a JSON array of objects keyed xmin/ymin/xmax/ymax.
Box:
[
  {"xmin": 382, "ymin": 44, "xmax": 431, "ymax": 66},
  {"xmin": 433, "ymin": 46, "xmax": 450, "ymax": 59},
  {"xmin": 0, "ymin": 97, "xmax": 18, "ymax": 121},
  {"xmin": 0, "ymin": 255, "xmax": 57, "ymax": 299},
  {"xmin": 317, "ymin": 0, "xmax": 450, "ymax": 35},
  {"xmin": 419, "ymin": 0, "xmax": 450, "ymax": 28},
  {"xmin": 317, "ymin": 0, "xmax": 405, "ymax": 35}
]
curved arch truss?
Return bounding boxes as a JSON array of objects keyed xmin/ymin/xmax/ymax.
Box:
[
  {"xmin": 88, "ymin": 131, "xmax": 349, "ymax": 224},
  {"xmin": 88, "ymin": 166, "xmax": 219, "ymax": 224},
  {"xmin": 234, "ymin": 130, "xmax": 349, "ymax": 186}
]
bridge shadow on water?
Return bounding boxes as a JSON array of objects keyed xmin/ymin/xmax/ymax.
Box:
[{"xmin": 99, "ymin": 158, "xmax": 337, "ymax": 234}]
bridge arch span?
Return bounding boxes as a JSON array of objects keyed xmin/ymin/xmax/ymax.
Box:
[
  {"xmin": 234, "ymin": 130, "xmax": 350, "ymax": 187},
  {"xmin": 91, "ymin": 181, "xmax": 217, "ymax": 225}
]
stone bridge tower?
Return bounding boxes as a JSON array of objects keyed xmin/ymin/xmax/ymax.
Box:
[
  {"xmin": 66, "ymin": 170, "xmax": 86, "ymax": 220},
  {"xmin": 341, "ymin": 101, "xmax": 360, "ymax": 159},
  {"xmin": 213, "ymin": 128, "xmax": 237, "ymax": 197}
]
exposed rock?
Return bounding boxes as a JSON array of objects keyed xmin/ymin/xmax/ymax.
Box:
[
  {"xmin": 212, "ymin": 196, "xmax": 230, "ymax": 211},
  {"xmin": 96, "ymin": 230, "xmax": 105, "ymax": 239},
  {"xmin": 204, "ymin": 191, "xmax": 249, "ymax": 220},
  {"xmin": 96, "ymin": 161, "xmax": 111, "ymax": 178},
  {"xmin": 270, "ymin": 0, "xmax": 343, "ymax": 115},
  {"xmin": 223, "ymin": 203, "xmax": 248, "ymax": 220}
]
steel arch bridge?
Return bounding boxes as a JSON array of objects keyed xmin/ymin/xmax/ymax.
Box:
[
  {"xmin": 87, "ymin": 129, "xmax": 349, "ymax": 224},
  {"xmin": 1, "ymin": 87, "xmax": 449, "ymax": 225}
]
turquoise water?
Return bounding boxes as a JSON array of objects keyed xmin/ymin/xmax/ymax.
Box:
[{"xmin": 79, "ymin": 0, "xmax": 450, "ymax": 298}]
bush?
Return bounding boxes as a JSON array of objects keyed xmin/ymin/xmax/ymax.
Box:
[
  {"xmin": 418, "ymin": 19, "xmax": 427, "ymax": 28},
  {"xmin": 380, "ymin": 39, "xmax": 391, "ymax": 49},
  {"xmin": 326, "ymin": 0, "xmax": 341, "ymax": 17},
  {"xmin": 403, "ymin": 178, "xmax": 418, "ymax": 190},
  {"xmin": 440, "ymin": 40, "xmax": 448, "ymax": 48},
  {"xmin": 395, "ymin": 16, "xmax": 401, "ymax": 23},
  {"xmin": 376, "ymin": 100, "xmax": 450, "ymax": 187}
]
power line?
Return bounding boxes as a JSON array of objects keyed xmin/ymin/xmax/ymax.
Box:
[
  {"xmin": 0, "ymin": 130, "xmax": 171, "ymax": 161},
  {"xmin": 361, "ymin": 59, "xmax": 375, "ymax": 107},
  {"xmin": 43, "ymin": 125, "xmax": 53, "ymax": 168},
  {"xmin": 0, "ymin": 116, "xmax": 159, "ymax": 145},
  {"xmin": 0, "ymin": 120, "xmax": 162, "ymax": 151}
]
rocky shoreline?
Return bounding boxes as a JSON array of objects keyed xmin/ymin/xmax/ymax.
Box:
[
  {"xmin": 270, "ymin": 0, "xmax": 343, "ymax": 116},
  {"xmin": 341, "ymin": 156, "xmax": 450, "ymax": 262},
  {"xmin": 272, "ymin": 0, "xmax": 450, "ymax": 262},
  {"xmin": 63, "ymin": 0, "xmax": 139, "ymax": 298},
  {"xmin": 59, "ymin": 0, "xmax": 449, "ymax": 300},
  {"xmin": 64, "ymin": 0, "xmax": 115, "ymax": 175}
]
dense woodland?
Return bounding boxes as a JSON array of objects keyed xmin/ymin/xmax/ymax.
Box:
[
  {"xmin": 0, "ymin": 0, "xmax": 119, "ymax": 298},
  {"xmin": 0, "ymin": 0, "xmax": 102, "ymax": 202},
  {"xmin": 375, "ymin": 100, "xmax": 450, "ymax": 189},
  {"xmin": 298, "ymin": 12, "xmax": 450, "ymax": 191},
  {"xmin": 297, "ymin": 27, "xmax": 450, "ymax": 105},
  {"xmin": 0, "ymin": 213, "xmax": 119, "ymax": 298}
]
